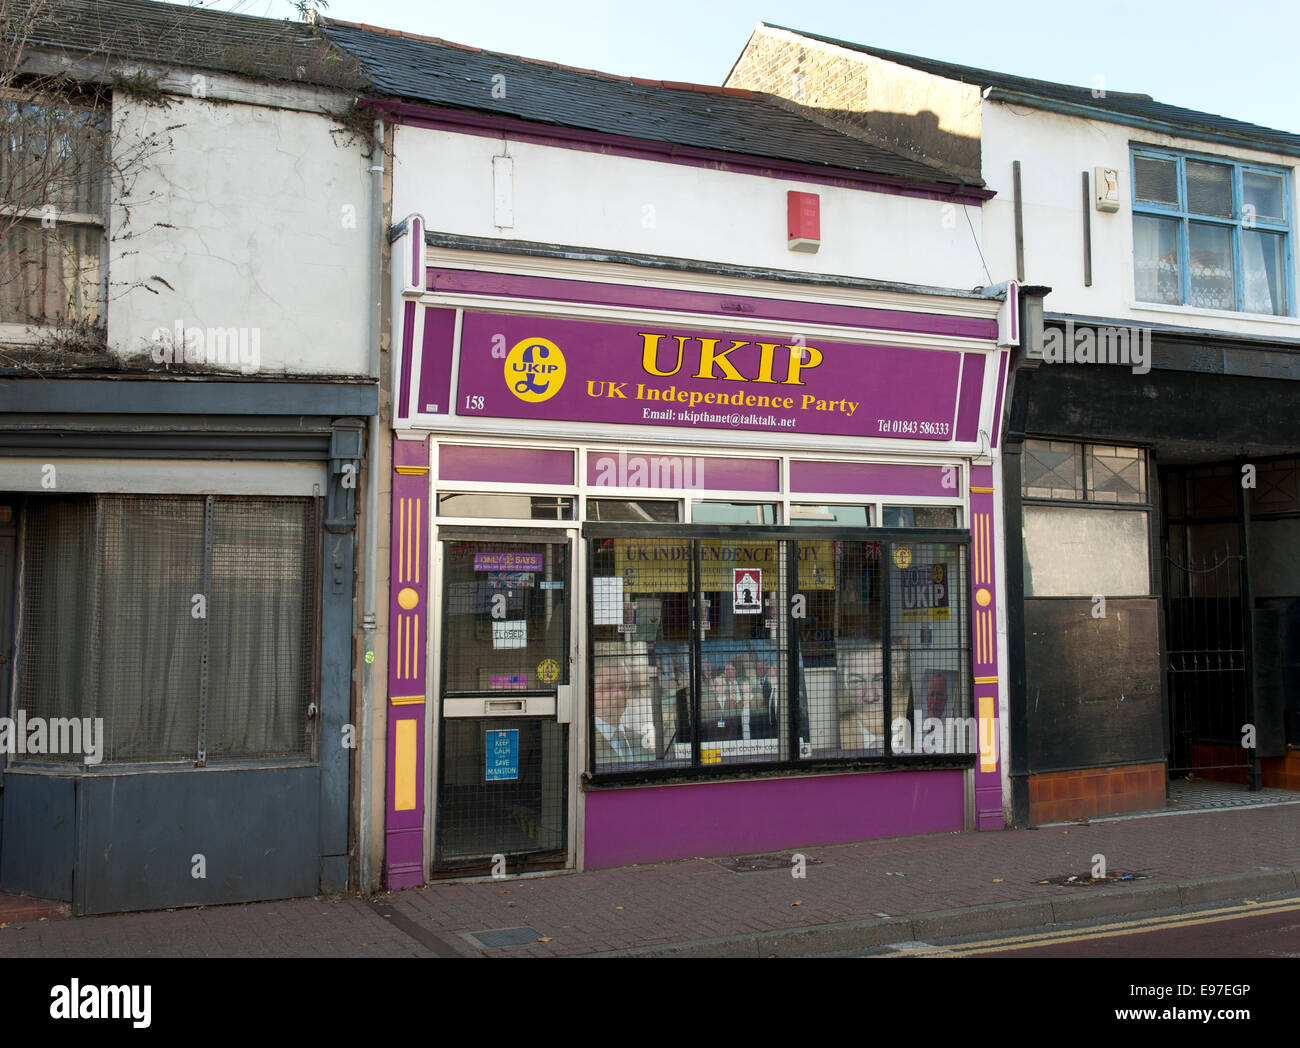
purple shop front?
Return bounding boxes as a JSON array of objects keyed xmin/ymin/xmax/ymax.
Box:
[
  {"xmin": 385, "ymin": 230, "xmax": 1011, "ymax": 887},
  {"xmin": 585, "ymin": 770, "xmax": 965, "ymax": 868}
]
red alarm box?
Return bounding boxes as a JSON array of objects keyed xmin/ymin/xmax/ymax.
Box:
[{"xmin": 787, "ymin": 190, "xmax": 820, "ymax": 252}]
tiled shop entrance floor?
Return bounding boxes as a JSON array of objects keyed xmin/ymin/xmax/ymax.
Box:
[{"xmin": 1065, "ymin": 779, "xmax": 1300, "ymax": 824}]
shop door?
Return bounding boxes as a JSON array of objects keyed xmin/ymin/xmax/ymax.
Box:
[
  {"xmin": 1164, "ymin": 548, "xmax": 1253, "ymax": 783},
  {"xmin": 433, "ymin": 533, "xmax": 573, "ymax": 877}
]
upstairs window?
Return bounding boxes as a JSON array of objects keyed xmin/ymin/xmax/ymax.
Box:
[
  {"xmin": 0, "ymin": 91, "xmax": 108, "ymax": 330},
  {"xmin": 1131, "ymin": 147, "xmax": 1291, "ymax": 316}
]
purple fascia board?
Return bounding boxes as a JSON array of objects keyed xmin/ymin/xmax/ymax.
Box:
[
  {"xmin": 428, "ymin": 268, "xmax": 998, "ymax": 341},
  {"xmin": 953, "ymin": 353, "xmax": 987, "ymax": 443},
  {"xmin": 587, "ymin": 451, "xmax": 780, "ymax": 492},
  {"xmin": 366, "ymin": 98, "xmax": 995, "ymax": 207},
  {"xmin": 439, "ymin": 444, "xmax": 575, "ymax": 486},
  {"xmin": 397, "ymin": 300, "xmax": 416, "ymax": 420},
  {"xmin": 789, "ymin": 461, "xmax": 953, "ymax": 498}
]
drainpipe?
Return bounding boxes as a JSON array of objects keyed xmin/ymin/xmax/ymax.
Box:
[{"xmin": 358, "ymin": 118, "xmax": 385, "ymax": 895}]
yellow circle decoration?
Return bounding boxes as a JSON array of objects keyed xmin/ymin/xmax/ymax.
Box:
[
  {"xmin": 397, "ymin": 586, "xmax": 420, "ymax": 610},
  {"xmin": 976, "ymin": 587, "xmax": 992, "ymax": 607},
  {"xmin": 504, "ymin": 337, "xmax": 566, "ymax": 403}
]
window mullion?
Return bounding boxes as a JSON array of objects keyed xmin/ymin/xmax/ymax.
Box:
[
  {"xmin": 197, "ymin": 495, "xmax": 214, "ymax": 765},
  {"xmin": 90, "ymin": 496, "xmax": 104, "ymax": 729},
  {"xmin": 881, "ymin": 542, "xmax": 893, "ymax": 757}
]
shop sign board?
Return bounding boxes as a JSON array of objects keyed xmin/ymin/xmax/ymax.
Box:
[{"xmin": 454, "ymin": 311, "xmax": 975, "ymax": 440}]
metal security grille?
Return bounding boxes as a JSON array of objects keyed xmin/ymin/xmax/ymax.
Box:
[
  {"xmin": 441, "ymin": 540, "xmax": 569, "ymax": 694},
  {"xmin": 586, "ymin": 528, "xmax": 972, "ymax": 776},
  {"xmin": 16, "ymin": 494, "xmax": 319, "ymax": 765},
  {"xmin": 435, "ymin": 718, "xmax": 568, "ymax": 872},
  {"xmin": 1165, "ymin": 549, "xmax": 1251, "ymax": 775}
]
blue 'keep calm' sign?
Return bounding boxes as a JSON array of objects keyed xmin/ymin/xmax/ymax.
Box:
[{"xmin": 486, "ymin": 729, "xmax": 519, "ymax": 781}]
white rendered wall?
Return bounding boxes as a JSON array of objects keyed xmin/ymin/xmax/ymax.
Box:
[
  {"xmin": 106, "ymin": 93, "xmax": 372, "ymax": 376},
  {"xmin": 981, "ymin": 102, "xmax": 1300, "ymax": 339},
  {"xmin": 391, "ymin": 125, "xmax": 992, "ymax": 292}
]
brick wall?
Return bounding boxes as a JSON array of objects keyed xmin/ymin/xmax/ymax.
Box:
[{"xmin": 726, "ymin": 27, "xmax": 982, "ymax": 184}]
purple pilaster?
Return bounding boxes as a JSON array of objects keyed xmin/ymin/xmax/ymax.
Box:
[
  {"xmin": 385, "ymin": 437, "xmax": 430, "ymax": 889},
  {"xmin": 968, "ymin": 464, "xmax": 1004, "ymax": 829}
]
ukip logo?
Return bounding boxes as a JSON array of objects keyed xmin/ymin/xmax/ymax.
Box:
[{"xmin": 505, "ymin": 337, "xmax": 566, "ymax": 403}]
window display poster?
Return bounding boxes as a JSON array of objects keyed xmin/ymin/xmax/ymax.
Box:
[
  {"xmin": 593, "ymin": 576, "xmax": 624, "ymax": 625},
  {"xmin": 492, "ymin": 619, "xmax": 528, "ymax": 649},
  {"xmin": 901, "ymin": 563, "xmax": 950, "ymax": 621},
  {"xmin": 734, "ymin": 569, "xmax": 762, "ymax": 614},
  {"xmin": 486, "ymin": 729, "xmax": 519, "ymax": 781},
  {"xmin": 475, "ymin": 551, "xmax": 544, "ymax": 572}
]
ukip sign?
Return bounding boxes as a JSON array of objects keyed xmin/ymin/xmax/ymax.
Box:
[{"xmin": 454, "ymin": 311, "xmax": 976, "ymax": 441}]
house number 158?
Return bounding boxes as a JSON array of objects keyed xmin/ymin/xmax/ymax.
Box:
[{"xmin": 464, "ymin": 394, "xmax": 484, "ymax": 410}]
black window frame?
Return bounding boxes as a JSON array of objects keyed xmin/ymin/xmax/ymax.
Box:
[{"xmin": 582, "ymin": 522, "xmax": 975, "ymax": 786}]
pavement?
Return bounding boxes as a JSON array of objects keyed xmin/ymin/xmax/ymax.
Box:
[{"xmin": 1, "ymin": 802, "xmax": 1297, "ymax": 958}]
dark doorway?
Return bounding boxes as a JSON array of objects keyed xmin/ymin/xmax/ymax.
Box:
[{"xmin": 1161, "ymin": 464, "xmax": 1258, "ymax": 786}]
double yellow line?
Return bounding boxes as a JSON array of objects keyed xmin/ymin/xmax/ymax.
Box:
[{"xmin": 882, "ymin": 897, "xmax": 1300, "ymax": 957}]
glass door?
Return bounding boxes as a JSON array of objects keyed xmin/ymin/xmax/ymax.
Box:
[{"xmin": 433, "ymin": 534, "xmax": 572, "ymax": 876}]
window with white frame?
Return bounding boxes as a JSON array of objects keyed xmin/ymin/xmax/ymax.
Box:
[
  {"xmin": 0, "ymin": 91, "xmax": 108, "ymax": 329},
  {"xmin": 1131, "ymin": 146, "xmax": 1291, "ymax": 316}
]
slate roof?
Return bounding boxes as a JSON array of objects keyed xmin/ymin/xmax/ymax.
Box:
[
  {"xmin": 322, "ymin": 19, "xmax": 973, "ymax": 187},
  {"xmin": 13, "ymin": 0, "xmax": 365, "ymax": 90},
  {"xmin": 766, "ymin": 23, "xmax": 1300, "ymax": 152}
]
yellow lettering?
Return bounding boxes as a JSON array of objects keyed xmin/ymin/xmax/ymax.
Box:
[
  {"xmin": 640, "ymin": 332, "xmax": 686, "ymax": 377},
  {"xmin": 753, "ymin": 343, "xmax": 781, "ymax": 383},
  {"xmin": 694, "ymin": 338, "xmax": 748, "ymax": 382},
  {"xmin": 785, "ymin": 344, "xmax": 823, "ymax": 386}
]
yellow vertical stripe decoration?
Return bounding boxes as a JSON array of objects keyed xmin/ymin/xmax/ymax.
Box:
[
  {"xmin": 414, "ymin": 498, "xmax": 421, "ymax": 584},
  {"xmin": 395, "ymin": 718, "xmax": 418, "ymax": 810},
  {"xmin": 398, "ymin": 497, "xmax": 406, "ymax": 583},
  {"xmin": 414, "ymin": 613, "xmax": 420, "ymax": 679},
  {"xmin": 978, "ymin": 695, "xmax": 997, "ymax": 771},
  {"xmin": 985, "ymin": 515, "xmax": 992, "ymax": 583}
]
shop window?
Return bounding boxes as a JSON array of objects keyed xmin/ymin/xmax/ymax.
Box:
[
  {"xmin": 16, "ymin": 495, "xmax": 318, "ymax": 765},
  {"xmin": 1, "ymin": 92, "xmax": 108, "ymax": 329},
  {"xmin": 1022, "ymin": 505, "xmax": 1151, "ymax": 596},
  {"xmin": 1249, "ymin": 458, "xmax": 1300, "ymax": 515},
  {"xmin": 690, "ymin": 501, "xmax": 777, "ymax": 524},
  {"xmin": 587, "ymin": 498, "xmax": 680, "ymax": 522},
  {"xmin": 437, "ymin": 493, "xmax": 574, "ymax": 520},
  {"xmin": 881, "ymin": 506, "xmax": 960, "ymax": 528},
  {"xmin": 790, "ymin": 504, "xmax": 871, "ymax": 526},
  {"xmin": 1132, "ymin": 147, "xmax": 1291, "ymax": 315},
  {"xmin": 1022, "ymin": 440, "xmax": 1151, "ymax": 597},
  {"xmin": 586, "ymin": 533, "xmax": 973, "ymax": 776},
  {"xmin": 1022, "ymin": 440, "xmax": 1147, "ymax": 504},
  {"xmin": 1022, "ymin": 440, "xmax": 1084, "ymax": 500}
]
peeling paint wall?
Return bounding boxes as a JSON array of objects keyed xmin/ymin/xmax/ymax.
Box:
[{"xmin": 106, "ymin": 92, "xmax": 372, "ymax": 376}]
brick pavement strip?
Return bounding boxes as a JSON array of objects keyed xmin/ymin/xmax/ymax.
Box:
[{"xmin": 0, "ymin": 805, "xmax": 1296, "ymax": 957}]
